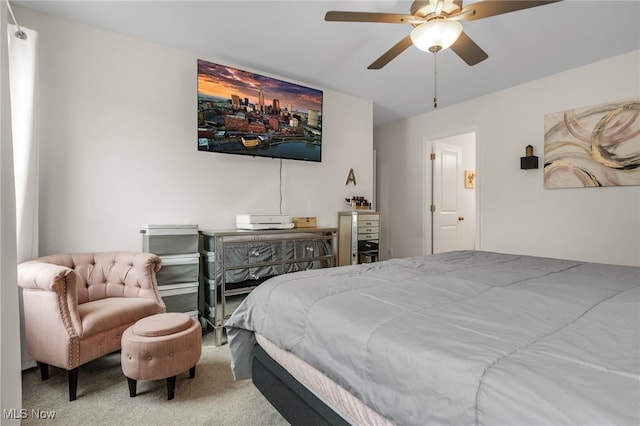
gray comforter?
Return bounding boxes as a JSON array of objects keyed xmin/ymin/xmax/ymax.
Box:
[{"xmin": 226, "ymin": 250, "xmax": 640, "ymax": 425}]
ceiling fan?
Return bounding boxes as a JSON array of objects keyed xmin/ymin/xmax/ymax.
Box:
[{"xmin": 325, "ymin": 0, "xmax": 562, "ymax": 70}]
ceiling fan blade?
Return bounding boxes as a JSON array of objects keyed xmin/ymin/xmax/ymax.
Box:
[
  {"xmin": 460, "ymin": 1, "xmax": 562, "ymax": 21},
  {"xmin": 368, "ymin": 35, "xmax": 414, "ymax": 70},
  {"xmin": 325, "ymin": 11, "xmax": 422, "ymax": 24},
  {"xmin": 450, "ymin": 31, "xmax": 488, "ymax": 66}
]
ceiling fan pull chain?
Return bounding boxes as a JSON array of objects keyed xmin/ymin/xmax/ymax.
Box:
[{"xmin": 433, "ymin": 52, "xmax": 438, "ymax": 108}]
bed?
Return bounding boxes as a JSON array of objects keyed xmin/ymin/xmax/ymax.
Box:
[{"xmin": 225, "ymin": 250, "xmax": 640, "ymax": 425}]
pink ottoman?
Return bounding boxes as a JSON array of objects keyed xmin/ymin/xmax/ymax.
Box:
[{"xmin": 121, "ymin": 312, "xmax": 202, "ymax": 400}]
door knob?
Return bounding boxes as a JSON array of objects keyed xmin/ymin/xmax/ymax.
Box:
[{"xmin": 458, "ymin": 216, "xmax": 464, "ymax": 221}]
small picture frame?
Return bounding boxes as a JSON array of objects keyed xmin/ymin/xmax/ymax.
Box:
[{"xmin": 465, "ymin": 170, "xmax": 476, "ymax": 189}]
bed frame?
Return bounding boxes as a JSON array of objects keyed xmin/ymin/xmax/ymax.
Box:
[{"xmin": 252, "ymin": 344, "xmax": 350, "ymax": 426}]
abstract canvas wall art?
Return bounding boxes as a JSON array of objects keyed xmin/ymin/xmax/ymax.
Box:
[{"xmin": 544, "ymin": 98, "xmax": 640, "ymax": 189}]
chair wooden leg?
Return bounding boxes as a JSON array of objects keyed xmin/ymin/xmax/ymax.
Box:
[
  {"xmin": 127, "ymin": 377, "xmax": 137, "ymax": 397},
  {"xmin": 189, "ymin": 365, "xmax": 196, "ymax": 379},
  {"xmin": 166, "ymin": 376, "xmax": 176, "ymax": 400},
  {"xmin": 68, "ymin": 368, "xmax": 78, "ymax": 401},
  {"xmin": 37, "ymin": 362, "xmax": 49, "ymax": 381}
]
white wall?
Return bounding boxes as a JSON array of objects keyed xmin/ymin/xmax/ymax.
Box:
[
  {"xmin": 375, "ymin": 50, "xmax": 640, "ymax": 267},
  {"xmin": 16, "ymin": 6, "xmax": 373, "ymax": 255}
]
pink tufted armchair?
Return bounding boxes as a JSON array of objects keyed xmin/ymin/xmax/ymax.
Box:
[{"xmin": 18, "ymin": 252, "xmax": 166, "ymax": 401}]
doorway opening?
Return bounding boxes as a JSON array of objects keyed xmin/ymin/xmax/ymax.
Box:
[{"xmin": 423, "ymin": 132, "xmax": 477, "ymax": 254}]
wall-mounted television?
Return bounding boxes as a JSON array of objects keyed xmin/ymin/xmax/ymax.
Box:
[{"xmin": 197, "ymin": 59, "xmax": 323, "ymax": 162}]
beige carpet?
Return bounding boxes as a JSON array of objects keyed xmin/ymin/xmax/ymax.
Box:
[{"xmin": 21, "ymin": 332, "xmax": 288, "ymax": 425}]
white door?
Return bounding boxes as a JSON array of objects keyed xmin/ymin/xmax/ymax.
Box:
[{"xmin": 432, "ymin": 142, "xmax": 462, "ymax": 253}]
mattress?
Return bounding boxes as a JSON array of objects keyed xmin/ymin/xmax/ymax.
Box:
[
  {"xmin": 226, "ymin": 250, "xmax": 640, "ymax": 425},
  {"xmin": 255, "ymin": 333, "xmax": 393, "ymax": 425}
]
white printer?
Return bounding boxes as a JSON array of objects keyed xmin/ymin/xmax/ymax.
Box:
[{"xmin": 235, "ymin": 214, "xmax": 294, "ymax": 230}]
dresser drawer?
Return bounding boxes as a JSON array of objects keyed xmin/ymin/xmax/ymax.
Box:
[
  {"xmin": 156, "ymin": 254, "xmax": 200, "ymax": 285},
  {"xmin": 141, "ymin": 224, "xmax": 199, "ymax": 255},
  {"xmin": 357, "ymin": 213, "xmax": 379, "ymax": 222},
  {"xmin": 357, "ymin": 225, "xmax": 379, "ymax": 235},
  {"xmin": 357, "ymin": 233, "xmax": 379, "ymax": 241},
  {"xmin": 159, "ymin": 283, "xmax": 198, "ymax": 314},
  {"xmin": 223, "ymin": 241, "xmax": 283, "ymax": 267}
]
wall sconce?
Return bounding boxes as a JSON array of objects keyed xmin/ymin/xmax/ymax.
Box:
[{"xmin": 520, "ymin": 145, "xmax": 539, "ymax": 169}]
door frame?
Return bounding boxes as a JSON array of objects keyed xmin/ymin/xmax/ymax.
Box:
[{"xmin": 422, "ymin": 129, "xmax": 481, "ymax": 255}]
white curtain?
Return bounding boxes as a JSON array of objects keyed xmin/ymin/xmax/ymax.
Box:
[
  {"xmin": 9, "ymin": 24, "xmax": 38, "ymax": 264},
  {"xmin": 0, "ymin": 1, "xmax": 22, "ymax": 420},
  {"xmin": 8, "ymin": 16, "xmax": 39, "ymax": 371}
]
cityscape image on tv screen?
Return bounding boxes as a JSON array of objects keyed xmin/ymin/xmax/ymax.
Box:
[{"xmin": 197, "ymin": 59, "xmax": 323, "ymax": 162}]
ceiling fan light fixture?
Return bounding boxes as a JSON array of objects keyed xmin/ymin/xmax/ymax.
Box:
[{"xmin": 410, "ymin": 19, "xmax": 463, "ymax": 53}]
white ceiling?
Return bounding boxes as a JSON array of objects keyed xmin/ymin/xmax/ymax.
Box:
[{"xmin": 13, "ymin": 0, "xmax": 640, "ymax": 128}]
